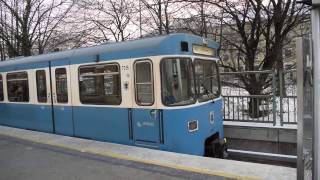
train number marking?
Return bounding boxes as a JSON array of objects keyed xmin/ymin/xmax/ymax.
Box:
[{"xmin": 121, "ymin": 65, "xmax": 129, "ymax": 71}]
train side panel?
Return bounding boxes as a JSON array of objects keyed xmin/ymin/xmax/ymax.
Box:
[
  {"xmin": 0, "ymin": 64, "xmax": 54, "ymax": 133},
  {"xmin": 0, "ymin": 103, "xmax": 53, "ymax": 133},
  {"xmin": 73, "ymin": 107, "xmax": 131, "ymax": 144}
]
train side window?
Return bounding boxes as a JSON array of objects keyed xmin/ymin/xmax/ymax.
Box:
[
  {"xmin": 0, "ymin": 74, "xmax": 3, "ymax": 101},
  {"xmin": 36, "ymin": 70, "xmax": 47, "ymax": 103},
  {"xmin": 134, "ymin": 60, "xmax": 154, "ymax": 105},
  {"xmin": 79, "ymin": 63, "xmax": 122, "ymax": 105},
  {"xmin": 7, "ymin": 72, "xmax": 29, "ymax": 102},
  {"xmin": 55, "ymin": 68, "xmax": 68, "ymax": 103}
]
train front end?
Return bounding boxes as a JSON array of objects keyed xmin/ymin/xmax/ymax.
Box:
[{"xmin": 159, "ymin": 39, "xmax": 226, "ymax": 157}]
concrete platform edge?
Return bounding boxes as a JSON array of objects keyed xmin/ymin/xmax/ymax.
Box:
[{"xmin": 0, "ymin": 126, "xmax": 296, "ymax": 180}]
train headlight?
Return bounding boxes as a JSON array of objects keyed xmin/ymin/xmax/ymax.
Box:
[{"xmin": 209, "ymin": 111, "xmax": 215, "ymax": 124}]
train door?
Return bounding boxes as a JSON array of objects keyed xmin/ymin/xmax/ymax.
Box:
[
  {"xmin": 34, "ymin": 67, "xmax": 55, "ymax": 132},
  {"xmin": 50, "ymin": 61, "xmax": 74, "ymax": 136},
  {"xmin": 132, "ymin": 60, "xmax": 160, "ymax": 144}
]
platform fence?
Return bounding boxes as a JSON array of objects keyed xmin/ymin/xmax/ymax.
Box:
[{"xmin": 220, "ymin": 69, "xmax": 297, "ymax": 126}]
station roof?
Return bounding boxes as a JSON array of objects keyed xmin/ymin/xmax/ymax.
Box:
[{"xmin": 0, "ymin": 33, "xmax": 219, "ymax": 69}]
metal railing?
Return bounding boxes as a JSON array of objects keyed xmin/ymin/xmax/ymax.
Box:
[
  {"xmin": 223, "ymin": 95, "xmax": 274, "ymax": 123},
  {"xmin": 281, "ymin": 96, "xmax": 297, "ymax": 124},
  {"xmin": 221, "ymin": 69, "xmax": 297, "ymax": 126}
]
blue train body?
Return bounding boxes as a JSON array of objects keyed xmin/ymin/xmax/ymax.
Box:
[{"xmin": 0, "ymin": 33, "xmax": 224, "ymax": 156}]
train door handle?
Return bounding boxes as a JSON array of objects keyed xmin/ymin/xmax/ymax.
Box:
[
  {"xmin": 48, "ymin": 93, "xmax": 52, "ymax": 103},
  {"xmin": 150, "ymin": 109, "xmax": 157, "ymax": 118},
  {"xmin": 52, "ymin": 93, "xmax": 57, "ymax": 103}
]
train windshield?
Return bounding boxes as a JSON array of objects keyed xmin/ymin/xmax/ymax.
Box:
[
  {"xmin": 161, "ymin": 58, "xmax": 196, "ymax": 106},
  {"xmin": 194, "ymin": 59, "xmax": 220, "ymax": 102}
]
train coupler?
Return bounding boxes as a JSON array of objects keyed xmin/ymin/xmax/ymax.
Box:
[{"xmin": 211, "ymin": 138, "xmax": 228, "ymax": 158}]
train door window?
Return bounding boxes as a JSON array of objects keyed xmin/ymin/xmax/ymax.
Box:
[
  {"xmin": 36, "ymin": 70, "xmax": 47, "ymax": 103},
  {"xmin": 55, "ymin": 68, "xmax": 68, "ymax": 103},
  {"xmin": 0, "ymin": 74, "xmax": 3, "ymax": 101},
  {"xmin": 79, "ymin": 63, "xmax": 121, "ymax": 105},
  {"xmin": 7, "ymin": 72, "xmax": 29, "ymax": 102},
  {"xmin": 134, "ymin": 60, "xmax": 154, "ymax": 105}
]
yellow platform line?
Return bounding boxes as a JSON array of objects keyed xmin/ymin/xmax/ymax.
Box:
[{"xmin": 0, "ymin": 131, "xmax": 262, "ymax": 180}]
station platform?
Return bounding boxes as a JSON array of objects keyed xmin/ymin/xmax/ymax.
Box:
[{"xmin": 0, "ymin": 126, "xmax": 296, "ymax": 180}]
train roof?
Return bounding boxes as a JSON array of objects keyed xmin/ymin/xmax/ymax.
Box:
[{"xmin": 0, "ymin": 33, "xmax": 219, "ymax": 69}]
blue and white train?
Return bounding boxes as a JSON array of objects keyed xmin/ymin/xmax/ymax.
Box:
[{"xmin": 0, "ymin": 33, "xmax": 225, "ymax": 157}]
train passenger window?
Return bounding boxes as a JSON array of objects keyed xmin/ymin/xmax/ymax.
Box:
[
  {"xmin": 134, "ymin": 60, "xmax": 154, "ymax": 105},
  {"xmin": 36, "ymin": 70, "xmax": 47, "ymax": 103},
  {"xmin": 161, "ymin": 58, "xmax": 196, "ymax": 106},
  {"xmin": 55, "ymin": 68, "xmax": 68, "ymax": 103},
  {"xmin": 79, "ymin": 63, "xmax": 121, "ymax": 105},
  {"xmin": 195, "ymin": 59, "xmax": 220, "ymax": 102},
  {"xmin": 0, "ymin": 75, "xmax": 3, "ymax": 101},
  {"xmin": 7, "ymin": 72, "xmax": 29, "ymax": 102}
]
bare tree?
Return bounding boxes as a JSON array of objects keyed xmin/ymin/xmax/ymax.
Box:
[
  {"xmin": 172, "ymin": 1, "xmax": 221, "ymax": 39},
  {"xmin": 140, "ymin": 0, "xmax": 189, "ymax": 35},
  {"xmin": 34, "ymin": 0, "xmax": 74, "ymax": 54},
  {"xmin": 182, "ymin": 0, "xmax": 309, "ymax": 117},
  {"xmin": 78, "ymin": 0, "xmax": 135, "ymax": 42},
  {"xmin": 140, "ymin": 0, "xmax": 167, "ymax": 35},
  {"xmin": 0, "ymin": 0, "xmax": 74, "ymax": 58}
]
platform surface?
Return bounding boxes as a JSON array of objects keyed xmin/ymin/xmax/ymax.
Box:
[
  {"xmin": 0, "ymin": 126, "xmax": 296, "ymax": 180},
  {"xmin": 0, "ymin": 135, "xmax": 234, "ymax": 180}
]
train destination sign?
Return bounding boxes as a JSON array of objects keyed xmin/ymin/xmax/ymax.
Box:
[{"xmin": 192, "ymin": 45, "xmax": 216, "ymax": 56}]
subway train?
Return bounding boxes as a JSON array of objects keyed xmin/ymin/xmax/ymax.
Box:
[{"xmin": 0, "ymin": 33, "xmax": 225, "ymax": 157}]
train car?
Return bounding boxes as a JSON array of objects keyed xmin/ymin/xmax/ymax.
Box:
[{"xmin": 0, "ymin": 33, "xmax": 225, "ymax": 157}]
